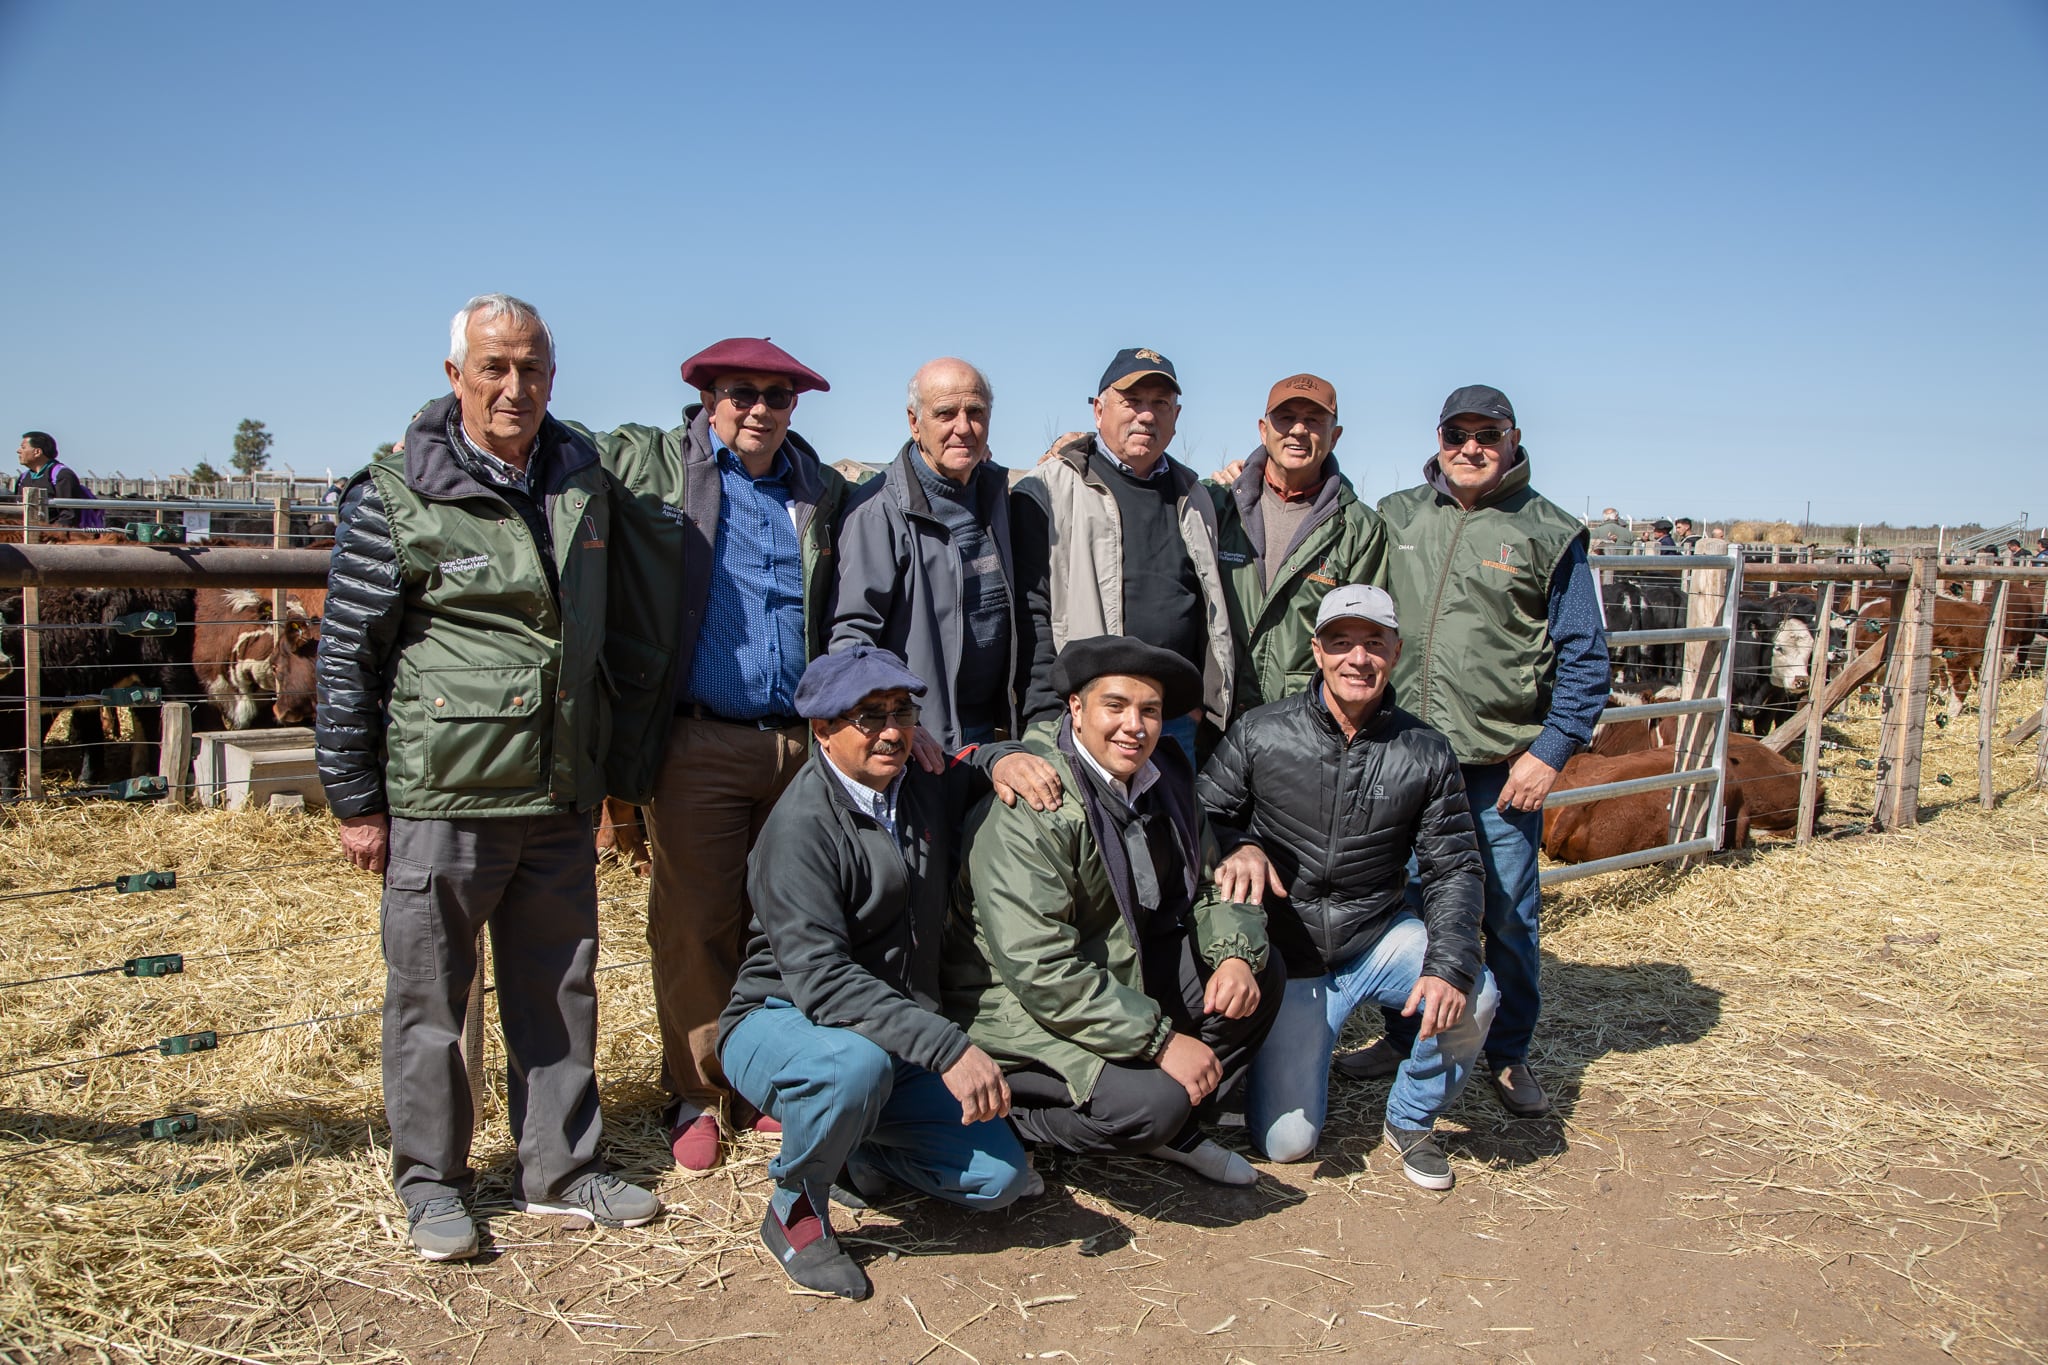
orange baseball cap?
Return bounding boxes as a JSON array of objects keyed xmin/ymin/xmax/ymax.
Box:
[{"xmin": 1265, "ymin": 373, "xmax": 1337, "ymax": 417}]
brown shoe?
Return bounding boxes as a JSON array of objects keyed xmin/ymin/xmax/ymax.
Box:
[
  {"xmin": 1487, "ymin": 1061, "xmax": 1552, "ymax": 1118},
  {"xmin": 1333, "ymin": 1037, "xmax": 1405, "ymax": 1081}
]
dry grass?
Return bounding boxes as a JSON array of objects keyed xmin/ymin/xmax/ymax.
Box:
[{"xmin": 2, "ymin": 675, "xmax": 2045, "ymax": 1362}]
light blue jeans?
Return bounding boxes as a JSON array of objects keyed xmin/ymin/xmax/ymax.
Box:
[
  {"xmin": 721, "ymin": 1000, "xmax": 1032, "ymax": 1218},
  {"xmin": 1246, "ymin": 913, "xmax": 1498, "ymax": 1162}
]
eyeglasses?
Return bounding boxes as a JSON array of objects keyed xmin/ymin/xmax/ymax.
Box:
[
  {"xmin": 843, "ymin": 704, "xmax": 921, "ymax": 736},
  {"xmin": 716, "ymin": 384, "xmax": 797, "ymax": 411},
  {"xmin": 1440, "ymin": 425, "xmax": 1511, "ymax": 448}
]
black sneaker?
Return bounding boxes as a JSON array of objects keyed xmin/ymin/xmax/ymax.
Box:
[
  {"xmin": 761, "ymin": 1195, "xmax": 870, "ymax": 1300},
  {"xmin": 1487, "ymin": 1060, "xmax": 1553, "ymax": 1118},
  {"xmin": 1333, "ymin": 1037, "xmax": 1405, "ymax": 1081},
  {"xmin": 1382, "ymin": 1124, "xmax": 1454, "ymax": 1191},
  {"xmin": 407, "ymin": 1196, "xmax": 479, "ymax": 1261}
]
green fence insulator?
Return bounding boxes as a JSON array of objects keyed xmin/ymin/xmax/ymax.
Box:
[
  {"xmin": 99, "ymin": 686, "xmax": 163, "ymax": 707},
  {"xmin": 1856, "ymin": 758, "xmax": 1875, "ymax": 770},
  {"xmin": 123, "ymin": 953, "xmax": 184, "ymax": 977},
  {"xmin": 1935, "ymin": 774, "xmax": 1954, "ymax": 786},
  {"xmin": 1934, "ymin": 713, "xmax": 1949, "ymax": 728},
  {"xmin": 126, "ymin": 522, "xmax": 186, "ymax": 545},
  {"xmin": 112, "ymin": 609, "xmax": 179, "ymax": 638},
  {"xmin": 1939, "ymin": 649, "xmax": 1956, "ymax": 660},
  {"xmin": 115, "ymin": 871, "xmax": 176, "ymax": 894},
  {"xmin": 106, "ymin": 776, "xmax": 168, "ymax": 801},
  {"xmin": 158, "ymin": 1031, "xmax": 217, "ymax": 1057},
  {"xmin": 138, "ymin": 1113, "xmax": 199, "ymax": 1139}
]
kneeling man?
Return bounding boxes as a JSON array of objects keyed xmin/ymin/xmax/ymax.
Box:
[
  {"xmin": 1198, "ymin": 585, "xmax": 1497, "ymax": 1189},
  {"xmin": 948, "ymin": 636, "xmax": 1284, "ymax": 1185},
  {"xmin": 719, "ymin": 647, "xmax": 1045, "ymax": 1301}
]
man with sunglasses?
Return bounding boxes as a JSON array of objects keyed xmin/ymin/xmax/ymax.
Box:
[
  {"xmin": 1012, "ymin": 349, "xmax": 1235, "ymax": 766},
  {"xmin": 1346, "ymin": 386, "xmax": 1608, "ymax": 1119},
  {"xmin": 721, "ymin": 646, "xmax": 1045, "ymax": 1299},
  {"xmin": 574, "ymin": 337, "xmax": 851, "ymax": 1171}
]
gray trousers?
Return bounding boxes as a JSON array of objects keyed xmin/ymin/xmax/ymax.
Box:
[{"xmin": 380, "ymin": 810, "xmax": 602, "ymax": 1210}]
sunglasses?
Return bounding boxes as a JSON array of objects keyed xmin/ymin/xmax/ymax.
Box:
[
  {"xmin": 716, "ymin": 384, "xmax": 797, "ymax": 411},
  {"xmin": 843, "ymin": 704, "xmax": 921, "ymax": 736},
  {"xmin": 1440, "ymin": 425, "xmax": 1511, "ymax": 448}
]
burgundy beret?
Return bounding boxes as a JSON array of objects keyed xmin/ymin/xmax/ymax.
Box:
[{"xmin": 679, "ymin": 337, "xmax": 830, "ymax": 393}]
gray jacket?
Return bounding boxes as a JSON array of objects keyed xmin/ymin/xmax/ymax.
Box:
[{"xmin": 828, "ymin": 443, "xmax": 1020, "ymax": 747}]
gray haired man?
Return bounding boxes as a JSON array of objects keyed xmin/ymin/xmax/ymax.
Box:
[{"xmin": 316, "ymin": 294, "xmax": 659, "ymax": 1260}]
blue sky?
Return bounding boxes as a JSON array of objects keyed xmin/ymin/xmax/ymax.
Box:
[{"xmin": 3, "ymin": 1, "xmax": 2043, "ymax": 528}]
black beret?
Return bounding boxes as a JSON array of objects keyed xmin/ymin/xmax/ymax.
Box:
[{"xmin": 1049, "ymin": 635, "xmax": 1202, "ymax": 718}]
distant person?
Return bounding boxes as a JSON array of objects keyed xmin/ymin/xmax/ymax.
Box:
[
  {"xmin": 1209, "ymin": 373, "xmax": 1385, "ymax": 719},
  {"xmin": 315, "ymin": 293, "xmax": 660, "ymax": 1261},
  {"xmin": 1709, "ymin": 524, "xmax": 1726, "ymax": 540},
  {"xmin": 1649, "ymin": 519, "xmax": 1678, "ymax": 553},
  {"xmin": 2034, "ymin": 536, "xmax": 2048, "ymax": 565},
  {"xmin": 1673, "ymin": 517, "xmax": 1701, "ymax": 551},
  {"xmin": 15, "ymin": 432, "xmax": 85, "ymax": 527},
  {"xmin": 1357, "ymin": 385, "xmax": 1609, "ymax": 1119},
  {"xmin": 1011, "ymin": 349, "xmax": 1234, "ymax": 765},
  {"xmin": 2006, "ymin": 538, "xmax": 2026, "ymax": 561},
  {"xmin": 1587, "ymin": 507, "xmax": 1635, "ymax": 552}
]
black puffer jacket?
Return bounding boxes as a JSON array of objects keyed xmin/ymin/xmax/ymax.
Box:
[{"xmin": 1196, "ymin": 684, "xmax": 1483, "ymax": 985}]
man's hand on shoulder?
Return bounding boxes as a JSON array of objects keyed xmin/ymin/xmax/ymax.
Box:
[
  {"xmin": 991, "ymin": 751, "xmax": 1063, "ymax": 811},
  {"xmin": 1214, "ymin": 843, "xmax": 1285, "ymax": 906},
  {"xmin": 941, "ymin": 1044, "xmax": 1012, "ymax": 1124},
  {"xmin": 1401, "ymin": 975, "xmax": 1468, "ymax": 1040},
  {"xmin": 1202, "ymin": 956, "xmax": 1262, "ymax": 1020},
  {"xmin": 338, "ymin": 813, "xmax": 390, "ymax": 874},
  {"xmin": 911, "ymin": 724, "xmax": 945, "ymax": 775},
  {"xmin": 1499, "ymin": 750, "xmax": 1560, "ymax": 813},
  {"xmin": 1156, "ymin": 1032, "xmax": 1223, "ymax": 1106}
]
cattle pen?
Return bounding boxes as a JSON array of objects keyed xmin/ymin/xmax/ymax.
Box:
[{"xmin": 2, "ymin": 534, "xmax": 2046, "ymax": 1363}]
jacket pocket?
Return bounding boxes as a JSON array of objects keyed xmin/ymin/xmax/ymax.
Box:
[
  {"xmin": 380, "ymin": 858, "xmax": 441, "ymax": 983},
  {"xmin": 418, "ymin": 665, "xmax": 546, "ymax": 790}
]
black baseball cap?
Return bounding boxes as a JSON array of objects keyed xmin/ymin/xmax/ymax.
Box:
[
  {"xmin": 1438, "ymin": 384, "xmax": 1515, "ymax": 427},
  {"xmin": 1098, "ymin": 347, "xmax": 1181, "ymax": 396}
]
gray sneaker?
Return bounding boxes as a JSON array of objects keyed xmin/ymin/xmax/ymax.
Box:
[
  {"xmin": 1383, "ymin": 1124, "xmax": 1454, "ymax": 1191},
  {"xmin": 517, "ymin": 1172, "xmax": 662, "ymax": 1228},
  {"xmin": 407, "ymin": 1196, "xmax": 479, "ymax": 1261}
]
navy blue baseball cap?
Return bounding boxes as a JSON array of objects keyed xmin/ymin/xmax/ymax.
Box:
[
  {"xmin": 1438, "ymin": 384, "xmax": 1515, "ymax": 427},
  {"xmin": 1098, "ymin": 347, "xmax": 1181, "ymax": 396},
  {"xmin": 795, "ymin": 646, "xmax": 927, "ymax": 720}
]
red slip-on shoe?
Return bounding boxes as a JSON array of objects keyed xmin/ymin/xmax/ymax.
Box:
[{"xmin": 670, "ymin": 1113, "xmax": 722, "ymax": 1171}]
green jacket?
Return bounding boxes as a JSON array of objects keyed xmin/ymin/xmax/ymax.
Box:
[
  {"xmin": 943, "ymin": 728, "xmax": 1268, "ymax": 1103},
  {"xmin": 570, "ymin": 405, "xmax": 848, "ymax": 802},
  {"xmin": 1375, "ymin": 451, "xmax": 1587, "ymax": 766},
  {"xmin": 1210, "ymin": 451, "xmax": 1385, "ymax": 719},
  {"xmin": 366, "ymin": 405, "xmax": 613, "ymax": 818}
]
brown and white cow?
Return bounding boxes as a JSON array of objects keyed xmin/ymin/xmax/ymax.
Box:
[
  {"xmin": 193, "ymin": 587, "xmax": 325, "ymax": 728},
  {"xmin": 1837, "ymin": 594, "xmax": 1993, "ymax": 724},
  {"xmin": 1542, "ymin": 736, "xmax": 1813, "ymax": 864},
  {"xmin": 595, "ymin": 796, "xmax": 651, "ymax": 877}
]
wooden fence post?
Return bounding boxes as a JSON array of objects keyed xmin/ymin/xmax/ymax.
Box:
[
  {"xmin": 157, "ymin": 701, "xmax": 193, "ymax": 806},
  {"xmin": 271, "ymin": 497, "xmax": 291, "ymax": 643},
  {"xmin": 22, "ymin": 488, "xmax": 44, "ymax": 800},
  {"xmin": 1972, "ymin": 550, "xmax": 1993, "ymax": 602},
  {"xmin": 463, "ymin": 932, "xmax": 490, "ymax": 1113},
  {"xmin": 1668, "ymin": 539, "xmax": 1730, "ymax": 851},
  {"xmin": 1798, "ymin": 583, "xmax": 1836, "ymax": 844},
  {"xmin": 1873, "ymin": 550, "xmax": 1938, "ymax": 831},
  {"xmin": 1978, "ymin": 580, "xmax": 2009, "ymax": 810}
]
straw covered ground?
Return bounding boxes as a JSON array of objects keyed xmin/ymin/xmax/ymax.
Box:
[{"xmin": 1, "ymin": 679, "xmax": 2044, "ymax": 1363}]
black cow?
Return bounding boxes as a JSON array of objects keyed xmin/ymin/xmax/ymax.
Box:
[
  {"xmin": 1730, "ymin": 592, "xmax": 1819, "ymax": 736},
  {"xmin": 1603, "ymin": 571, "xmax": 1686, "ymax": 693}
]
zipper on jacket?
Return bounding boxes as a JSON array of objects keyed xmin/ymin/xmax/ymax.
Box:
[{"xmin": 1415, "ymin": 505, "xmax": 1471, "ymax": 726}]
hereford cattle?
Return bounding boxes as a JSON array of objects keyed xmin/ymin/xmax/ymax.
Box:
[
  {"xmin": 192, "ymin": 587, "xmax": 325, "ymax": 728},
  {"xmin": 1731, "ymin": 592, "xmax": 1819, "ymax": 735},
  {"xmin": 1542, "ymin": 737, "xmax": 1813, "ymax": 864},
  {"xmin": 1838, "ymin": 593, "xmax": 1992, "ymax": 723},
  {"xmin": 595, "ymin": 796, "xmax": 651, "ymax": 877}
]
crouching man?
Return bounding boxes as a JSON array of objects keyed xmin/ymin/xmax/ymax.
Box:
[
  {"xmin": 718, "ymin": 646, "xmax": 1055, "ymax": 1300},
  {"xmin": 1198, "ymin": 585, "xmax": 1496, "ymax": 1189},
  {"xmin": 947, "ymin": 636, "xmax": 1284, "ymax": 1186}
]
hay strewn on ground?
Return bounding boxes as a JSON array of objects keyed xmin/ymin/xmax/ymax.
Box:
[{"xmin": 1, "ymin": 678, "xmax": 2044, "ymax": 1362}]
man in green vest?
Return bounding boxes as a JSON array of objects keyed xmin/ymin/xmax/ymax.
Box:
[
  {"xmin": 1209, "ymin": 373, "xmax": 1385, "ymax": 719},
  {"xmin": 1347, "ymin": 386, "xmax": 1609, "ymax": 1118},
  {"xmin": 316, "ymin": 294, "xmax": 660, "ymax": 1261}
]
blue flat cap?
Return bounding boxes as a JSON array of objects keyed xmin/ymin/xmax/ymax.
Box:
[{"xmin": 796, "ymin": 645, "xmax": 928, "ymax": 720}]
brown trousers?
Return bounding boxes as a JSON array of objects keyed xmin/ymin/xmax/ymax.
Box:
[{"xmin": 645, "ymin": 715, "xmax": 808, "ymax": 1119}]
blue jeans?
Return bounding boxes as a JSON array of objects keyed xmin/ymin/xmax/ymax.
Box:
[
  {"xmin": 1247, "ymin": 914, "xmax": 1497, "ymax": 1160},
  {"xmin": 1386, "ymin": 759, "xmax": 1543, "ymax": 1065},
  {"xmin": 721, "ymin": 1001, "xmax": 1032, "ymax": 1216},
  {"xmin": 1159, "ymin": 713, "xmax": 1198, "ymax": 769}
]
